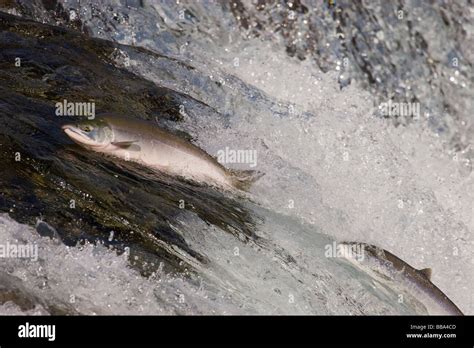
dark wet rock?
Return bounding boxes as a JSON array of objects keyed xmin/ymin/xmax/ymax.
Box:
[{"xmin": 35, "ymin": 220, "xmax": 61, "ymax": 242}]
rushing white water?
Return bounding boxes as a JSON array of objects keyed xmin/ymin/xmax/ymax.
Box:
[{"xmin": 0, "ymin": 0, "xmax": 472, "ymax": 314}]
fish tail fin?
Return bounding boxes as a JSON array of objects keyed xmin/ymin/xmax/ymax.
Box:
[
  {"xmin": 418, "ymin": 267, "xmax": 432, "ymax": 280},
  {"xmin": 228, "ymin": 169, "xmax": 264, "ymax": 191}
]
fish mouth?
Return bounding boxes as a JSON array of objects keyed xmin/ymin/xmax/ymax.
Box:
[{"xmin": 62, "ymin": 124, "xmax": 98, "ymax": 147}]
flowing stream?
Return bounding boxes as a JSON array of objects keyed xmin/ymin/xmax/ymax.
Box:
[{"xmin": 0, "ymin": 0, "xmax": 472, "ymax": 314}]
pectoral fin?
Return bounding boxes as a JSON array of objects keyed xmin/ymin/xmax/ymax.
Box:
[
  {"xmin": 111, "ymin": 141, "xmax": 141, "ymax": 151},
  {"xmin": 418, "ymin": 268, "xmax": 432, "ymax": 280}
]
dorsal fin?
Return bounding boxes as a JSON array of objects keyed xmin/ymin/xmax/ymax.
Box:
[{"xmin": 419, "ymin": 268, "xmax": 432, "ymax": 280}]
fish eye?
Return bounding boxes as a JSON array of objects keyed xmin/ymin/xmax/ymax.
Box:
[{"xmin": 82, "ymin": 125, "xmax": 93, "ymax": 132}]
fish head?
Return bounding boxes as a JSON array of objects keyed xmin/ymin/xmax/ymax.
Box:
[{"xmin": 62, "ymin": 118, "xmax": 114, "ymax": 150}]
